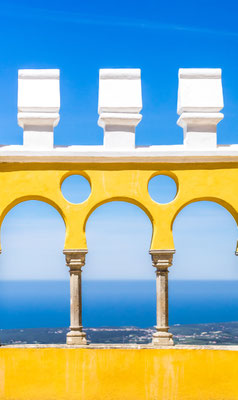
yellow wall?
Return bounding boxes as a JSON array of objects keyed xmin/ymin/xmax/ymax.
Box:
[
  {"xmin": 0, "ymin": 347, "xmax": 238, "ymax": 400},
  {"xmin": 1, "ymin": 163, "xmax": 238, "ymax": 399},
  {"xmin": 0, "ymin": 162, "xmax": 238, "ymax": 251}
]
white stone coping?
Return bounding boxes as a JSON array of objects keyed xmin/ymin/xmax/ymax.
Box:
[
  {"xmin": 177, "ymin": 112, "xmax": 224, "ymax": 127},
  {"xmin": 99, "ymin": 69, "xmax": 141, "ymax": 80},
  {"xmin": 1, "ymin": 145, "xmax": 238, "ymax": 163},
  {"xmin": 179, "ymin": 68, "xmax": 222, "ymax": 79},
  {"xmin": 2, "ymin": 344, "xmax": 238, "ymax": 350},
  {"xmin": 18, "ymin": 112, "xmax": 60, "ymax": 128},
  {"xmin": 98, "ymin": 113, "xmax": 142, "ymax": 127},
  {"xmin": 18, "ymin": 69, "xmax": 60, "ymax": 79}
]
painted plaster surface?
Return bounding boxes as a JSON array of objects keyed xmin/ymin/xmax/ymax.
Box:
[
  {"xmin": 0, "ymin": 162, "xmax": 237, "ymax": 251},
  {"xmin": 2, "ymin": 66, "xmax": 238, "ymax": 346},
  {"xmin": 0, "ymin": 347, "xmax": 238, "ymax": 400},
  {"xmin": 0, "ymin": 67, "xmax": 238, "ymax": 385}
]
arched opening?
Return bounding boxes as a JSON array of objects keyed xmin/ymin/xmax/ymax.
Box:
[
  {"xmin": 171, "ymin": 201, "xmax": 238, "ymax": 345},
  {"xmin": 0, "ymin": 200, "xmax": 68, "ymax": 345},
  {"xmin": 84, "ymin": 201, "xmax": 154, "ymax": 344}
]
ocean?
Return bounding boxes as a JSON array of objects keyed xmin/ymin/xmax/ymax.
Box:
[{"xmin": 0, "ymin": 280, "xmax": 238, "ymax": 329}]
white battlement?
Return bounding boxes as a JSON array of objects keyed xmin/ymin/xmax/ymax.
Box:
[
  {"xmin": 177, "ymin": 68, "xmax": 223, "ymax": 114},
  {"xmin": 98, "ymin": 68, "xmax": 142, "ymax": 149},
  {"xmin": 18, "ymin": 69, "xmax": 60, "ymax": 149},
  {"xmin": 0, "ymin": 65, "xmax": 234, "ymax": 163},
  {"xmin": 177, "ymin": 68, "xmax": 224, "ymax": 149}
]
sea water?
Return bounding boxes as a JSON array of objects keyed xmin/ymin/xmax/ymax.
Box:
[{"xmin": 0, "ymin": 280, "xmax": 238, "ymax": 329}]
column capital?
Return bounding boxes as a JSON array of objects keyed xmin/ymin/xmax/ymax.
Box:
[
  {"xmin": 149, "ymin": 250, "xmax": 175, "ymax": 271},
  {"xmin": 63, "ymin": 249, "xmax": 88, "ymax": 272}
]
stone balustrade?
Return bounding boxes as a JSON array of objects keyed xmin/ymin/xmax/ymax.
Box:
[{"xmin": 0, "ymin": 67, "xmax": 237, "ymax": 347}]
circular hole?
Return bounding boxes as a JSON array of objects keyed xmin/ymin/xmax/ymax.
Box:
[
  {"xmin": 61, "ymin": 174, "xmax": 91, "ymax": 204},
  {"xmin": 148, "ymin": 175, "xmax": 177, "ymax": 204}
]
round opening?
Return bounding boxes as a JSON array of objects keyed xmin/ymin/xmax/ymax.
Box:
[
  {"xmin": 148, "ymin": 175, "xmax": 177, "ymax": 204},
  {"xmin": 61, "ymin": 174, "xmax": 91, "ymax": 204}
]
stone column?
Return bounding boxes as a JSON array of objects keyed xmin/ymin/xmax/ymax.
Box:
[
  {"xmin": 63, "ymin": 249, "xmax": 87, "ymax": 345},
  {"xmin": 150, "ymin": 250, "xmax": 175, "ymax": 346}
]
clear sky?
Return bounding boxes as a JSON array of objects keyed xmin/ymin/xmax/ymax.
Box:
[{"xmin": 0, "ymin": 0, "xmax": 238, "ymax": 280}]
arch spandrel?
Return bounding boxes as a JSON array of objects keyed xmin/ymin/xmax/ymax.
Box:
[
  {"xmin": 0, "ymin": 163, "xmax": 238, "ymax": 251},
  {"xmin": 2, "ymin": 66, "xmax": 238, "ymax": 347}
]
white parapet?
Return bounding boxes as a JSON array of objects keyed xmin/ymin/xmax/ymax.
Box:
[
  {"xmin": 98, "ymin": 69, "xmax": 142, "ymax": 149},
  {"xmin": 177, "ymin": 69, "xmax": 224, "ymax": 148},
  {"xmin": 18, "ymin": 69, "xmax": 60, "ymax": 149}
]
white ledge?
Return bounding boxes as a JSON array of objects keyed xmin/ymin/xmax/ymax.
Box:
[
  {"xmin": 18, "ymin": 112, "xmax": 60, "ymax": 128},
  {"xmin": 98, "ymin": 113, "xmax": 142, "ymax": 128},
  {"xmin": 18, "ymin": 69, "xmax": 60, "ymax": 79},
  {"xmin": 177, "ymin": 112, "xmax": 224, "ymax": 127},
  {"xmin": 99, "ymin": 69, "xmax": 141, "ymax": 80},
  {"xmin": 0, "ymin": 144, "xmax": 238, "ymax": 163},
  {"xmin": 179, "ymin": 68, "xmax": 222, "ymax": 79}
]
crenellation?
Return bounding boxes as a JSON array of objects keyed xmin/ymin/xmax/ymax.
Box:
[
  {"xmin": 17, "ymin": 69, "xmax": 60, "ymax": 149},
  {"xmin": 2, "ymin": 66, "xmax": 236, "ymax": 159},
  {"xmin": 177, "ymin": 68, "xmax": 224, "ymax": 149}
]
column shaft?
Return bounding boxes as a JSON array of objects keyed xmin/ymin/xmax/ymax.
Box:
[
  {"xmin": 150, "ymin": 250, "xmax": 175, "ymax": 346},
  {"xmin": 70, "ymin": 269, "xmax": 83, "ymax": 329},
  {"xmin": 156, "ymin": 269, "xmax": 169, "ymax": 329},
  {"xmin": 63, "ymin": 249, "xmax": 87, "ymax": 345}
]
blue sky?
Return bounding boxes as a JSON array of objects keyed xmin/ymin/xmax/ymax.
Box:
[{"xmin": 0, "ymin": 0, "xmax": 238, "ymax": 280}]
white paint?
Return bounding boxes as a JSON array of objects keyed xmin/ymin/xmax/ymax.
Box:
[
  {"xmin": 177, "ymin": 69, "xmax": 223, "ymax": 114},
  {"xmin": 177, "ymin": 69, "xmax": 224, "ymax": 148},
  {"xmin": 23, "ymin": 128, "xmax": 54, "ymax": 149},
  {"xmin": 98, "ymin": 69, "xmax": 142, "ymax": 113},
  {"xmin": 177, "ymin": 112, "xmax": 224, "ymax": 148},
  {"xmin": 1, "ymin": 144, "xmax": 238, "ymax": 163},
  {"xmin": 3, "ymin": 65, "xmax": 238, "ymax": 159},
  {"xmin": 103, "ymin": 127, "xmax": 136, "ymax": 149},
  {"xmin": 18, "ymin": 69, "xmax": 60, "ymax": 148},
  {"xmin": 98, "ymin": 69, "xmax": 142, "ymax": 148}
]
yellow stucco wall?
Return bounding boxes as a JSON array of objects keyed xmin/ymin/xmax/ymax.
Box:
[
  {"xmin": 0, "ymin": 163, "xmax": 238, "ymax": 398},
  {"xmin": 0, "ymin": 347, "xmax": 238, "ymax": 400},
  {"xmin": 0, "ymin": 162, "xmax": 237, "ymax": 251}
]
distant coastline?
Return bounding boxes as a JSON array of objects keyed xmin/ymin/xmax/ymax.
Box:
[{"xmin": 1, "ymin": 322, "xmax": 238, "ymax": 346}]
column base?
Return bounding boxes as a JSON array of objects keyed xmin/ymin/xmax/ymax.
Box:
[
  {"xmin": 66, "ymin": 329, "xmax": 87, "ymax": 345},
  {"xmin": 152, "ymin": 330, "xmax": 174, "ymax": 346}
]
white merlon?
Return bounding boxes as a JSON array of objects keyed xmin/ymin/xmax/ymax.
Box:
[
  {"xmin": 177, "ymin": 68, "xmax": 223, "ymax": 114},
  {"xmin": 18, "ymin": 69, "xmax": 60, "ymax": 149},
  {"xmin": 98, "ymin": 68, "xmax": 142, "ymax": 149},
  {"xmin": 177, "ymin": 68, "xmax": 224, "ymax": 149},
  {"xmin": 2, "ymin": 65, "xmax": 238, "ymax": 160}
]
